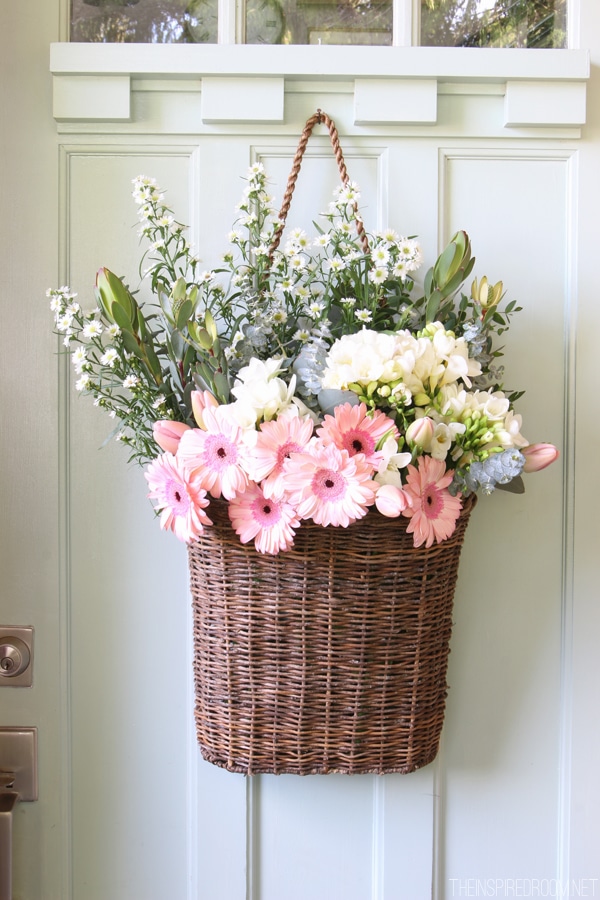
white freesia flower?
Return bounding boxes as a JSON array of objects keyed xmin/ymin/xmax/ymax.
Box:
[
  {"xmin": 230, "ymin": 357, "xmax": 297, "ymax": 425},
  {"xmin": 374, "ymin": 436, "xmax": 412, "ymax": 487},
  {"xmin": 430, "ymin": 422, "xmax": 467, "ymax": 461},
  {"xmin": 496, "ymin": 410, "xmax": 529, "ymax": 449}
]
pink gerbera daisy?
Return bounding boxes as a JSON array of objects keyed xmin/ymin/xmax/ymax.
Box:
[
  {"xmin": 228, "ymin": 482, "xmax": 301, "ymax": 555},
  {"xmin": 401, "ymin": 455, "xmax": 462, "ymax": 548},
  {"xmin": 282, "ymin": 440, "xmax": 377, "ymax": 527},
  {"xmin": 316, "ymin": 402, "xmax": 398, "ymax": 469},
  {"xmin": 246, "ymin": 413, "xmax": 315, "ymax": 499},
  {"xmin": 176, "ymin": 405, "xmax": 250, "ymax": 500},
  {"xmin": 145, "ymin": 452, "xmax": 212, "ymax": 543}
]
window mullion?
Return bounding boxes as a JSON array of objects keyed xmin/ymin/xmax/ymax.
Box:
[
  {"xmin": 393, "ymin": 0, "xmax": 416, "ymax": 46},
  {"xmin": 218, "ymin": 0, "xmax": 237, "ymax": 43}
]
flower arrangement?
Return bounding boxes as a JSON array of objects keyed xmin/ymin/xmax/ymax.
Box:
[{"xmin": 48, "ymin": 162, "xmax": 558, "ymax": 554}]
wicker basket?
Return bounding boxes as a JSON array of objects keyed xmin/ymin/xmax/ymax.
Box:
[{"xmin": 188, "ymin": 495, "xmax": 476, "ymax": 775}]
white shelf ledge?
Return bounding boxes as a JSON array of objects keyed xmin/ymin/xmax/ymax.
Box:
[
  {"xmin": 51, "ymin": 43, "xmax": 589, "ymax": 83},
  {"xmin": 49, "ymin": 44, "xmax": 590, "ymax": 129}
]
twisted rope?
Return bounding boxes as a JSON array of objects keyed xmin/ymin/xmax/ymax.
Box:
[{"xmin": 268, "ymin": 109, "xmax": 369, "ymax": 260}]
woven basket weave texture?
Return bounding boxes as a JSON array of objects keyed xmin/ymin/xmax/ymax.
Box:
[{"xmin": 188, "ymin": 496, "xmax": 475, "ymax": 776}]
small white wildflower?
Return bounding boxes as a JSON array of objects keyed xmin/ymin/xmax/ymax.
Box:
[
  {"xmin": 290, "ymin": 228, "xmax": 308, "ymax": 245},
  {"xmin": 228, "ymin": 230, "xmax": 243, "ymax": 243},
  {"xmin": 157, "ymin": 215, "xmax": 175, "ymax": 228},
  {"xmin": 56, "ymin": 312, "xmax": 74, "ymax": 333},
  {"xmin": 115, "ymin": 431, "xmax": 125, "ymax": 441},
  {"xmin": 277, "ymin": 278, "xmax": 295, "ymax": 294},
  {"xmin": 341, "ymin": 296, "xmax": 356, "ymax": 307},
  {"xmin": 307, "ymin": 301, "xmax": 325, "ymax": 317},
  {"xmin": 356, "ymin": 309, "xmax": 373, "ymax": 323},
  {"xmin": 294, "ymin": 329, "xmax": 311, "ymax": 342},
  {"xmin": 72, "ymin": 347, "xmax": 87, "ymax": 372},
  {"xmin": 75, "ymin": 374, "xmax": 91, "ymax": 392},
  {"xmin": 81, "ymin": 319, "xmax": 102, "ymax": 340},
  {"xmin": 371, "ymin": 246, "xmax": 390, "ymax": 266},
  {"xmin": 100, "ymin": 348, "xmax": 119, "ymax": 367},
  {"xmin": 369, "ymin": 267, "xmax": 388, "ymax": 285},
  {"xmin": 271, "ymin": 309, "xmax": 288, "ymax": 325},
  {"xmin": 151, "ymin": 239, "xmax": 165, "ymax": 251},
  {"xmin": 123, "ymin": 375, "xmax": 139, "ymax": 389},
  {"xmin": 289, "ymin": 255, "xmax": 306, "ymax": 271},
  {"xmin": 49, "ymin": 295, "xmax": 63, "ymax": 313},
  {"xmin": 107, "ymin": 323, "xmax": 121, "ymax": 339},
  {"xmin": 200, "ymin": 271, "xmax": 214, "ymax": 283},
  {"xmin": 327, "ymin": 258, "xmax": 346, "ymax": 273},
  {"xmin": 313, "ymin": 233, "xmax": 331, "ymax": 247},
  {"xmin": 152, "ymin": 397, "xmax": 167, "ymax": 410}
]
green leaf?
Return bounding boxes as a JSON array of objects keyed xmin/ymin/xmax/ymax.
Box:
[
  {"xmin": 434, "ymin": 242, "xmax": 460, "ymax": 289},
  {"xmin": 212, "ymin": 370, "xmax": 230, "ymax": 403},
  {"xmin": 145, "ymin": 344, "xmax": 163, "ymax": 382},
  {"xmin": 423, "ymin": 267, "xmax": 434, "ymax": 298},
  {"xmin": 111, "ymin": 300, "xmax": 135, "ymax": 333},
  {"xmin": 496, "ymin": 475, "xmax": 525, "ymax": 495},
  {"xmin": 196, "ymin": 327, "xmax": 214, "ymax": 351},
  {"xmin": 176, "ymin": 298, "xmax": 193, "ymax": 332},
  {"xmin": 204, "ymin": 310, "xmax": 218, "ymax": 341},
  {"xmin": 170, "ymin": 329, "xmax": 185, "ymax": 358},
  {"xmin": 94, "ymin": 285, "xmax": 113, "ymax": 322},
  {"xmin": 425, "ymin": 289, "xmax": 442, "ymax": 323},
  {"xmin": 120, "ymin": 330, "xmax": 144, "ymax": 359}
]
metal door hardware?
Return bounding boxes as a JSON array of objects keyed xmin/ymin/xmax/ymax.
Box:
[
  {"xmin": 0, "ymin": 728, "xmax": 38, "ymax": 900},
  {"xmin": 0, "ymin": 627, "xmax": 34, "ymax": 687}
]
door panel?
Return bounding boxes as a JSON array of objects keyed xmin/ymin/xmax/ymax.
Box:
[{"xmin": 3, "ymin": 5, "xmax": 599, "ymax": 897}]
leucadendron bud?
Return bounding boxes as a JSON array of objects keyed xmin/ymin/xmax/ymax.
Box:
[{"xmin": 471, "ymin": 276, "xmax": 503, "ymax": 310}]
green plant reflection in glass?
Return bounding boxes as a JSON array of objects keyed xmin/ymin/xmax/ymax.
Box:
[{"xmin": 421, "ymin": 0, "xmax": 567, "ymax": 48}]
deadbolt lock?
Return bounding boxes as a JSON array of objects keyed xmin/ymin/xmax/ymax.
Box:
[{"xmin": 0, "ymin": 627, "xmax": 34, "ymax": 686}]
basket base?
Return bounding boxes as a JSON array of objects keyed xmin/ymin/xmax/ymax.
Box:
[{"xmin": 190, "ymin": 496, "xmax": 476, "ymax": 776}]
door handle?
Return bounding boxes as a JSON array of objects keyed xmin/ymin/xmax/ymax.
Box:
[
  {"xmin": 0, "ymin": 778, "xmax": 19, "ymax": 900},
  {"xmin": 0, "ymin": 729, "xmax": 37, "ymax": 900}
]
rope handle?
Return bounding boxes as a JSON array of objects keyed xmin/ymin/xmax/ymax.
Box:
[{"xmin": 268, "ymin": 109, "xmax": 370, "ymax": 259}]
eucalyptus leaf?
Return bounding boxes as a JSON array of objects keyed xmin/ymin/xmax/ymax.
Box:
[
  {"xmin": 317, "ymin": 389, "xmax": 360, "ymax": 416},
  {"xmin": 496, "ymin": 476, "xmax": 525, "ymax": 494}
]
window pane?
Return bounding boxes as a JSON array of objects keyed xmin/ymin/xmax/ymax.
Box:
[
  {"xmin": 71, "ymin": 0, "xmax": 217, "ymax": 43},
  {"xmin": 420, "ymin": 0, "xmax": 567, "ymax": 48},
  {"xmin": 245, "ymin": 0, "xmax": 392, "ymax": 45}
]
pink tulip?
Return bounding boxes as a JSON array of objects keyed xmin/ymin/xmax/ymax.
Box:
[
  {"xmin": 191, "ymin": 389, "xmax": 219, "ymax": 429},
  {"xmin": 375, "ymin": 484, "xmax": 412, "ymax": 518},
  {"xmin": 521, "ymin": 442, "xmax": 559, "ymax": 473},
  {"xmin": 153, "ymin": 420, "xmax": 191, "ymax": 455},
  {"xmin": 406, "ymin": 416, "xmax": 434, "ymax": 451}
]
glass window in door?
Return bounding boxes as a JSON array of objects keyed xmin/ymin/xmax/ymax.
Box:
[{"xmin": 420, "ymin": 0, "xmax": 567, "ymax": 48}]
